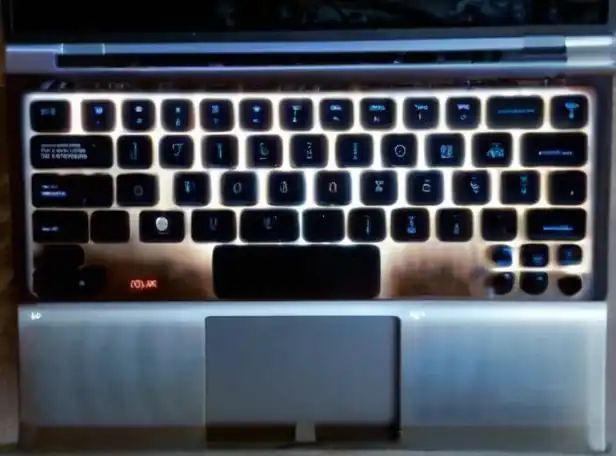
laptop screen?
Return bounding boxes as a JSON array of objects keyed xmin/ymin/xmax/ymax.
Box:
[{"xmin": 6, "ymin": 0, "xmax": 608, "ymax": 40}]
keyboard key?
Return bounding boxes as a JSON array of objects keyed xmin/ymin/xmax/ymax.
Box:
[
  {"xmin": 551, "ymin": 95, "xmax": 588, "ymax": 129},
  {"xmin": 489, "ymin": 272, "xmax": 515, "ymax": 295},
  {"xmin": 481, "ymin": 209, "xmax": 517, "ymax": 241},
  {"xmin": 426, "ymin": 133, "xmax": 464, "ymax": 166},
  {"xmin": 453, "ymin": 171, "xmax": 490, "ymax": 205},
  {"xmin": 160, "ymin": 135, "xmax": 194, "ymax": 168},
  {"xmin": 90, "ymin": 211, "xmax": 130, "ymax": 243},
  {"xmin": 360, "ymin": 171, "xmax": 398, "ymax": 206},
  {"xmin": 201, "ymin": 99, "xmax": 233, "ymax": 131},
  {"xmin": 382, "ymin": 134, "xmax": 417, "ymax": 167},
  {"xmin": 302, "ymin": 209, "xmax": 345, "ymax": 242},
  {"xmin": 117, "ymin": 136, "xmax": 153, "ymax": 169},
  {"xmin": 360, "ymin": 98, "xmax": 395, "ymax": 129},
  {"xmin": 162, "ymin": 99, "xmax": 193, "ymax": 132},
  {"xmin": 315, "ymin": 171, "xmax": 351, "ymax": 206},
  {"xmin": 140, "ymin": 211, "xmax": 185, "ymax": 243},
  {"xmin": 526, "ymin": 209, "xmax": 586, "ymax": 241},
  {"xmin": 472, "ymin": 133, "xmax": 513, "ymax": 167},
  {"xmin": 522, "ymin": 133, "xmax": 587, "ymax": 167},
  {"xmin": 280, "ymin": 99, "xmax": 313, "ymax": 130},
  {"xmin": 35, "ymin": 245, "xmax": 85, "ymax": 270},
  {"xmin": 487, "ymin": 96, "xmax": 543, "ymax": 129},
  {"xmin": 247, "ymin": 135, "xmax": 282, "ymax": 167},
  {"xmin": 291, "ymin": 134, "xmax": 328, "ymax": 168},
  {"xmin": 240, "ymin": 209, "xmax": 299, "ymax": 243},
  {"xmin": 520, "ymin": 272, "xmax": 549, "ymax": 295},
  {"xmin": 336, "ymin": 134, "xmax": 373, "ymax": 167},
  {"xmin": 407, "ymin": 171, "xmax": 444, "ymax": 205},
  {"xmin": 446, "ymin": 97, "xmax": 480, "ymax": 129},
  {"xmin": 123, "ymin": 100, "xmax": 155, "ymax": 131},
  {"xmin": 221, "ymin": 172, "xmax": 258, "ymax": 206},
  {"xmin": 192, "ymin": 210, "xmax": 237, "ymax": 243},
  {"xmin": 240, "ymin": 99, "xmax": 272, "ymax": 131},
  {"xmin": 34, "ymin": 266, "xmax": 107, "ymax": 299},
  {"xmin": 501, "ymin": 171, "xmax": 540, "ymax": 205},
  {"xmin": 82, "ymin": 100, "xmax": 115, "ymax": 132},
  {"xmin": 321, "ymin": 99, "xmax": 353, "ymax": 130},
  {"xmin": 404, "ymin": 98, "xmax": 438, "ymax": 129},
  {"xmin": 558, "ymin": 275, "xmax": 583, "ymax": 296},
  {"xmin": 437, "ymin": 209, "xmax": 473, "ymax": 242},
  {"xmin": 348, "ymin": 208, "xmax": 386, "ymax": 242},
  {"xmin": 30, "ymin": 135, "xmax": 113, "ymax": 169},
  {"xmin": 391, "ymin": 208, "xmax": 430, "ymax": 242},
  {"xmin": 32, "ymin": 210, "xmax": 89, "ymax": 243},
  {"xmin": 520, "ymin": 244, "xmax": 549, "ymax": 267},
  {"xmin": 212, "ymin": 245, "xmax": 380, "ymax": 299},
  {"xmin": 557, "ymin": 244, "xmax": 583, "ymax": 265},
  {"xmin": 490, "ymin": 245, "xmax": 513, "ymax": 267},
  {"xmin": 32, "ymin": 174, "xmax": 113, "ymax": 208},
  {"xmin": 75, "ymin": 266, "xmax": 108, "ymax": 296},
  {"xmin": 174, "ymin": 172, "xmax": 210, "ymax": 206},
  {"xmin": 268, "ymin": 172, "xmax": 305, "ymax": 206},
  {"xmin": 30, "ymin": 101, "xmax": 70, "ymax": 132},
  {"xmin": 549, "ymin": 171, "xmax": 587, "ymax": 205},
  {"xmin": 117, "ymin": 173, "xmax": 159, "ymax": 206},
  {"xmin": 203, "ymin": 135, "xmax": 238, "ymax": 168}
]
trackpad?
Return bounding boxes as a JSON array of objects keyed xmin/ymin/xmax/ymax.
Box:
[{"xmin": 205, "ymin": 316, "xmax": 397, "ymax": 426}]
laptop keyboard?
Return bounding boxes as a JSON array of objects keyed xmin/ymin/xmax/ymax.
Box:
[{"xmin": 24, "ymin": 88, "xmax": 593, "ymax": 300}]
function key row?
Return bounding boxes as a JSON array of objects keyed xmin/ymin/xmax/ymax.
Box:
[{"xmin": 30, "ymin": 94, "xmax": 589, "ymax": 133}]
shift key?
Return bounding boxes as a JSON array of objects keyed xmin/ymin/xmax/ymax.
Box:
[
  {"xmin": 31, "ymin": 135, "xmax": 113, "ymax": 169},
  {"xmin": 32, "ymin": 210, "xmax": 89, "ymax": 243}
]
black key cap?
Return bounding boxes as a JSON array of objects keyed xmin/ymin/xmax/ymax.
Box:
[
  {"xmin": 558, "ymin": 276, "xmax": 583, "ymax": 296},
  {"xmin": 520, "ymin": 272, "xmax": 549, "ymax": 295},
  {"xmin": 302, "ymin": 209, "xmax": 345, "ymax": 243},
  {"xmin": 35, "ymin": 245, "xmax": 85, "ymax": 270},
  {"xmin": 490, "ymin": 245, "xmax": 513, "ymax": 267},
  {"xmin": 268, "ymin": 172, "xmax": 305, "ymax": 206},
  {"xmin": 117, "ymin": 174, "xmax": 159, "ymax": 206},
  {"xmin": 489, "ymin": 272, "xmax": 515, "ymax": 295},
  {"xmin": 247, "ymin": 135, "xmax": 282, "ymax": 168},
  {"xmin": 33, "ymin": 269, "xmax": 82, "ymax": 299},
  {"xmin": 82, "ymin": 100, "xmax": 115, "ymax": 132},
  {"xmin": 426, "ymin": 134, "xmax": 464, "ymax": 166},
  {"xmin": 407, "ymin": 171, "xmax": 444, "ymax": 205},
  {"xmin": 31, "ymin": 135, "xmax": 113, "ymax": 169},
  {"xmin": 291, "ymin": 134, "xmax": 328, "ymax": 168},
  {"xmin": 391, "ymin": 208, "xmax": 430, "ymax": 242},
  {"xmin": 321, "ymin": 99, "xmax": 353, "ymax": 130},
  {"xmin": 446, "ymin": 97, "xmax": 480, "ymax": 129},
  {"xmin": 203, "ymin": 135, "xmax": 238, "ymax": 168},
  {"xmin": 280, "ymin": 99, "xmax": 313, "ymax": 131},
  {"xmin": 240, "ymin": 209, "xmax": 299, "ymax": 242},
  {"xmin": 501, "ymin": 171, "xmax": 540, "ymax": 205},
  {"xmin": 437, "ymin": 209, "xmax": 473, "ymax": 242},
  {"xmin": 522, "ymin": 133, "xmax": 587, "ymax": 167},
  {"xmin": 404, "ymin": 98, "xmax": 438, "ymax": 129},
  {"xmin": 31, "ymin": 174, "xmax": 113, "ymax": 208},
  {"xmin": 453, "ymin": 171, "xmax": 490, "ymax": 205},
  {"xmin": 360, "ymin": 98, "xmax": 395, "ymax": 129},
  {"xmin": 472, "ymin": 133, "xmax": 513, "ymax": 167},
  {"xmin": 117, "ymin": 136, "xmax": 153, "ymax": 169},
  {"xmin": 520, "ymin": 244, "xmax": 549, "ymax": 267},
  {"xmin": 213, "ymin": 245, "xmax": 380, "ymax": 299},
  {"xmin": 557, "ymin": 244, "xmax": 583, "ymax": 266},
  {"xmin": 91, "ymin": 211, "xmax": 130, "ymax": 243},
  {"xmin": 75, "ymin": 265, "xmax": 108, "ymax": 296},
  {"xmin": 549, "ymin": 171, "xmax": 587, "ymax": 205},
  {"xmin": 315, "ymin": 171, "xmax": 351, "ymax": 206},
  {"xmin": 526, "ymin": 209, "xmax": 586, "ymax": 241},
  {"xmin": 240, "ymin": 99, "xmax": 272, "ymax": 131},
  {"xmin": 348, "ymin": 208, "xmax": 386, "ymax": 242},
  {"xmin": 360, "ymin": 171, "xmax": 398, "ymax": 206},
  {"xmin": 487, "ymin": 96, "xmax": 543, "ymax": 129},
  {"xmin": 31, "ymin": 100, "xmax": 70, "ymax": 132},
  {"xmin": 192, "ymin": 210, "xmax": 237, "ymax": 243},
  {"xmin": 160, "ymin": 135, "xmax": 194, "ymax": 168},
  {"xmin": 174, "ymin": 172, "xmax": 210, "ymax": 206},
  {"xmin": 336, "ymin": 134, "xmax": 373, "ymax": 167},
  {"xmin": 32, "ymin": 210, "xmax": 89, "ymax": 243},
  {"xmin": 123, "ymin": 100, "xmax": 155, "ymax": 131},
  {"xmin": 162, "ymin": 99, "xmax": 193, "ymax": 132},
  {"xmin": 201, "ymin": 99, "xmax": 233, "ymax": 132},
  {"xmin": 382, "ymin": 134, "xmax": 417, "ymax": 167},
  {"xmin": 551, "ymin": 95, "xmax": 588, "ymax": 129},
  {"xmin": 221, "ymin": 172, "xmax": 258, "ymax": 206},
  {"xmin": 482, "ymin": 209, "xmax": 517, "ymax": 241},
  {"xmin": 139, "ymin": 211, "xmax": 185, "ymax": 243}
]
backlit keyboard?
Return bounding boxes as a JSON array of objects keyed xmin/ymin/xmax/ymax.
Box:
[{"xmin": 24, "ymin": 88, "xmax": 594, "ymax": 301}]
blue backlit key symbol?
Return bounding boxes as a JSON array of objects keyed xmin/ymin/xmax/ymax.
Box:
[
  {"xmin": 374, "ymin": 180, "xmax": 384, "ymax": 193},
  {"xmin": 183, "ymin": 180, "xmax": 195, "ymax": 194},
  {"xmin": 487, "ymin": 143, "xmax": 505, "ymax": 159},
  {"xmin": 421, "ymin": 179, "xmax": 432, "ymax": 193},
  {"xmin": 130, "ymin": 142, "xmax": 139, "ymax": 161},
  {"xmin": 264, "ymin": 216, "xmax": 275, "ymax": 230},
  {"xmin": 94, "ymin": 105, "xmax": 104, "ymax": 115},
  {"xmin": 352, "ymin": 142, "xmax": 360, "ymax": 161},
  {"xmin": 259, "ymin": 142, "xmax": 269, "ymax": 160},
  {"xmin": 564, "ymin": 101, "xmax": 580, "ymax": 120},
  {"xmin": 252, "ymin": 105, "xmax": 262, "ymax": 124},
  {"xmin": 364, "ymin": 216, "xmax": 372, "ymax": 235},
  {"xmin": 453, "ymin": 223, "xmax": 460, "ymax": 236},
  {"xmin": 291, "ymin": 104, "xmax": 301, "ymax": 124},
  {"xmin": 440, "ymin": 144, "xmax": 454, "ymax": 159},
  {"xmin": 407, "ymin": 216, "xmax": 417, "ymax": 235},
  {"xmin": 279, "ymin": 180, "xmax": 288, "ymax": 194},
  {"xmin": 520, "ymin": 175, "xmax": 529, "ymax": 195},
  {"xmin": 216, "ymin": 142, "xmax": 224, "ymax": 160},
  {"xmin": 470, "ymin": 177, "xmax": 481, "ymax": 195},
  {"xmin": 209, "ymin": 217, "xmax": 218, "ymax": 231},
  {"xmin": 457, "ymin": 103, "xmax": 471, "ymax": 121},
  {"xmin": 172, "ymin": 143, "xmax": 183, "ymax": 157}
]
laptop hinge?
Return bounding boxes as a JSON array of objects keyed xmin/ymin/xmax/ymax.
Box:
[
  {"xmin": 63, "ymin": 43, "xmax": 105, "ymax": 56},
  {"xmin": 564, "ymin": 35, "xmax": 615, "ymax": 65}
]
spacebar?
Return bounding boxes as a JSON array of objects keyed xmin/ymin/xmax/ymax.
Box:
[{"xmin": 213, "ymin": 245, "xmax": 381, "ymax": 300}]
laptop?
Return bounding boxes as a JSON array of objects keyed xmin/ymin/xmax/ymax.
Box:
[{"xmin": 3, "ymin": 0, "xmax": 615, "ymax": 451}]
